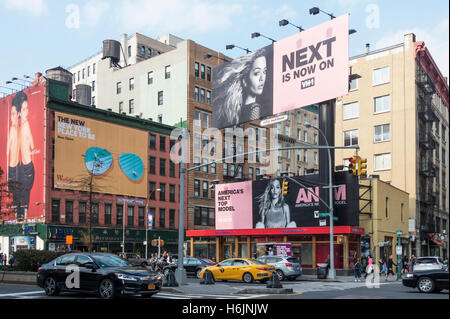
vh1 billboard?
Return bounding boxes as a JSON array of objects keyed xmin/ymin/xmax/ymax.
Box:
[
  {"xmin": 0, "ymin": 84, "xmax": 46, "ymax": 224},
  {"xmin": 54, "ymin": 111, "xmax": 148, "ymax": 198},
  {"xmin": 212, "ymin": 14, "xmax": 349, "ymax": 129},
  {"xmin": 215, "ymin": 172, "xmax": 359, "ymax": 230}
]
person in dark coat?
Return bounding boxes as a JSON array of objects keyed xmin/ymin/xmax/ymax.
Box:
[{"xmin": 386, "ymin": 255, "xmax": 397, "ymax": 281}]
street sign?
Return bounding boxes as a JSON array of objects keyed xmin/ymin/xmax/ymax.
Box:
[
  {"xmin": 260, "ymin": 114, "xmax": 288, "ymax": 126},
  {"xmin": 151, "ymin": 239, "xmax": 164, "ymax": 247},
  {"xmin": 396, "ymin": 246, "xmax": 402, "ymax": 255},
  {"xmin": 65, "ymin": 235, "xmax": 73, "ymax": 245},
  {"xmin": 396, "ymin": 229, "xmax": 403, "ymax": 235},
  {"xmin": 313, "ymin": 211, "xmax": 319, "ymax": 218},
  {"xmin": 319, "ymin": 219, "xmax": 326, "ymax": 226}
]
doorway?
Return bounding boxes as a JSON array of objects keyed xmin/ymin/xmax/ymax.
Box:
[{"xmin": 223, "ymin": 243, "xmax": 233, "ymax": 260}]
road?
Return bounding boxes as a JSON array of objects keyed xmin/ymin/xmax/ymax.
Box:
[{"xmin": 0, "ymin": 277, "xmax": 448, "ymax": 300}]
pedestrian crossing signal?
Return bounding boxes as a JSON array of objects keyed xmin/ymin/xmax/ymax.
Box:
[{"xmin": 282, "ymin": 181, "xmax": 289, "ymax": 196}]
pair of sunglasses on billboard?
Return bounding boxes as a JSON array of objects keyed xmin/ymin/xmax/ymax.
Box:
[{"xmin": 84, "ymin": 147, "xmax": 144, "ymax": 181}]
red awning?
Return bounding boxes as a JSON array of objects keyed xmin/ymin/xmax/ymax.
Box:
[{"xmin": 429, "ymin": 234, "xmax": 443, "ymax": 247}]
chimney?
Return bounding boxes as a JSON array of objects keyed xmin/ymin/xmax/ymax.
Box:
[{"xmin": 366, "ymin": 43, "xmax": 370, "ymax": 54}]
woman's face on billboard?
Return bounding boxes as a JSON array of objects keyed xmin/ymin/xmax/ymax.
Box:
[
  {"xmin": 270, "ymin": 179, "xmax": 281, "ymax": 199},
  {"xmin": 247, "ymin": 56, "xmax": 267, "ymax": 96}
]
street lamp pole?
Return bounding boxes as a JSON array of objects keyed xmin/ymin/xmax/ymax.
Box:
[
  {"xmin": 175, "ymin": 160, "xmax": 187, "ymax": 284},
  {"xmin": 145, "ymin": 188, "xmax": 160, "ymax": 260}
]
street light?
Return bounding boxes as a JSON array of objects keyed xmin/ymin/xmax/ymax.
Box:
[
  {"xmin": 145, "ymin": 188, "xmax": 161, "ymax": 260},
  {"xmin": 226, "ymin": 44, "xmax": 251, "ymax": 54},
  {"xmin": 279, "ymin": 19, "xmax": 305, "ymax": 32},
  {"xmin": 6, "ymin": 81, "xmax": 25, "ymax": 90},
  {"xmin": 305, "ymin": 123, "xmax": 336, "ymax": 279},
  {"xmin": 12, "ymin": 77, "xmax": 31, "ymax": 86},
  {"xmin": 309, "ymin": 6, "xmax": 336, "ymax": 19},
  {"xmin": 251, "ymin": 32, "xmax": 276, "ymax": 43}
]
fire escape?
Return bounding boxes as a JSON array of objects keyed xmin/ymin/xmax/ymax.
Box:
[{"xmin": 416, "ymin": 65, "xmax": 439, "ymax": 243}]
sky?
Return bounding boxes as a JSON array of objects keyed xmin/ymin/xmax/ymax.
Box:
[{"xmin": 0, "ymin": 0, "xmax": 448, "ymax": 96}]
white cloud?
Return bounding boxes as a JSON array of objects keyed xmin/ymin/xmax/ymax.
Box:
[
  {"xmin": 375, "ymin": 18, "xmax": 449, "ymax": 79},
  {"xmin": 250, "ymin": 4, "xmax": 298, "ymax": 28},
  {"xmin": 83, "ymin": 1, "xmax": 111, "ymax": 28},
  {"xmin": 117, "ymin": 0, "xmax": 242, "ymax": 34},
  {"xmin": 1, "ymin": 0, "xmax": 47, "ymax": 15}
]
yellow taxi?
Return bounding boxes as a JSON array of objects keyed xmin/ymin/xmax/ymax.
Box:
[{"xmin": 199, "ymin": 258, "xmax": 275, "ymax": 283}]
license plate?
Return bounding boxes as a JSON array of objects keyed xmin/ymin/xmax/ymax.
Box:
[{"xmin": 148, "ymin": 284, "xmax": 155, "ymax": 290}]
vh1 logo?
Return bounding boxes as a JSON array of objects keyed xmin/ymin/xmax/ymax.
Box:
[{"xmin": 296, "ymin": 184, "xmax": 347, "ymax": 204}]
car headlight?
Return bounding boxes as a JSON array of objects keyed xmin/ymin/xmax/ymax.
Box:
[{"xmin": 115, "ymin": 273, "xmax": 138, "ymax": 281}]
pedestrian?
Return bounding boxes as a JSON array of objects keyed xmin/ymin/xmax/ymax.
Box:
[
  {"xmin": 402, "ymin": 256, "xmax": 409, "ymax": 274},
  {"xmin": 365, "ymin": 255, "xmax": 373, "ymax": 278},
  {"xmin": 0, "ymin": 253, "xmax": 3, "ymax": 266},
  {"xmin": 149, "ymin": 253, "xmax": 157, "ymax": 271},
  {"xmin": 354, "ymin": 259, "xmax": 363, "ymax": 282},
  {"xmin": 410, "ymin": 254, "xmax": 416, "ymax": 272},
  {"xmin": 166, "ymin": 252, "xmax": 173, "ymax": 264},
  {"xmin": 379, "ymin": 259, "xmax": 387, "ymax": 277},
  {"xmin": 9, "ymin": 252, "xmax": 15, "ymax": 266},
  {"xmin": 386, "ymin": 255, "xmax": 397, "ymax": 281}
]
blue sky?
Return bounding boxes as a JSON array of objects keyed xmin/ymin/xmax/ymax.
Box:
[{"xmin": 0, "ymin": 0, "xmax": 448, "ymax": 96}]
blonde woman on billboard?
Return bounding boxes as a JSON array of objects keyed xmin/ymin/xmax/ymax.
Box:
[
  {"xmin": 255, "ymin": 179, "xmax": 296, "ymax": 229},
  {"xmin": 214, "ymin": 47, "xmax": 268, "ymax": 128}
]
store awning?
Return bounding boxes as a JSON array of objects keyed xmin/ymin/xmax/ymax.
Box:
[{"xmin": 429, "ymin": 234, "xmax": 443, "ymax": 247}]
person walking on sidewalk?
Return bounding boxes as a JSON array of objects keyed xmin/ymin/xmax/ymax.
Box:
[
  {"xmin": 354, "ymin": 259, "xmax": 363, "ymax": 282},
  {"xmin": 386, "ymin": 255, "xmax": 397, "ymax": 281},
  {"xmin": 402, "ymin": 256, "xmax": 409, "ymax": 274},
  {"xmin": 365, "ymin": 255, "xmax": 374, "ymax": 279},
  {"xmin": 379, "ymin": 259, "xmax": 387, "ymax": 277}
]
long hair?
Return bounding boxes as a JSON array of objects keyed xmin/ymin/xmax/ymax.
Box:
[
  {"xmin": 256, "ymin": 179, "xmax": 285, "ymax": 220},
  {"xmin": 214, "ymin": 48, "xmax": 267, "ymax": 125}
]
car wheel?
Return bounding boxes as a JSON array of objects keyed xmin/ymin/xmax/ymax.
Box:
[
  {"xmin": 43, "ymin": 276, "xmax": 59, "ymax": 296},
  {"xmin": 196, "ymin": 269, "xmax": 202, "ymax": 279},
  {"xmin": 417, "ymin": 277, "xmax": 435, "ymax": 293},
  {"xmin": 98, "ymin": 278, "xmax": 115, "ymax": 299},
  {"xmin": 243, "ymin": 272, "xmax": 254, "ymax": 283},
  {"xmin": 276, "ymin": 270, "xmax": 285, "ymax": 281}
]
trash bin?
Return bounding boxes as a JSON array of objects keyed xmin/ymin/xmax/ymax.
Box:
[{"xmin": 317, "ymin": 263, "xmax": 328, "ymax": 279}]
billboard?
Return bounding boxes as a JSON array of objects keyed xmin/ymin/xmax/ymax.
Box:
[
  {"xmin": 0, "ymin": 85, "xmax": 46, "ymax": 223},
  {"xmin": 54, "ymin": 111, "xmax": 148, "ymax": 197},
  {"xmin": 212, "ymin": 14, "xmax": 349, "ymax": 129},
  {"xmin": 215, "ymin": 172, "xmax": 359, "ymax": 230}
]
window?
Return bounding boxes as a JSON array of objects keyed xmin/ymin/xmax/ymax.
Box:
[
  {"xmin": 77, "ymin": 71, "xmax": 80, "ymax": 81},
  {"xmin": 52, "ymin": 199, "xmax": 60, "ymax": 223},
  {"xmin": 313, "ymin": 152, "xmax": 318, "ymax": 165},
  {"xmin": 158, "ymin": 114, "xmax": 162, "ymax": 123},
  {"xmin": 385, "ymin": 197, "xmax": 389, "ymax": 218},
  {"xmin": 158, "ymin": 91, "xmax": 163, "ymax": 105},
  {"xmin": 82, "ymin": 68, "xmax": 85, "ymax": 79},
  {"xmin": 374, "ymin": 153, "xmax": 391, "ymax": 171},
  {"xmin": 140, "ymin": 46, "xmax": 145, "ymax": 56},
  {"xmin": 149, "ymin": 156, "xmax": 156, "ymax": 174},
  {"xmin": 201, "ymin": 64, "xmax": 205, "ymax": 79},
  {"xmin": 303, "ymin": 149, "xmax": 308, "ymax": 163},
  {"xmin": 285, "ymin": 126, "xmax": 290, "ymax": 136},
  {"xmin": 374, "ymin": 124, "xmax": 390, "ymax": 142},
  {"xmin": 195, "ymin": 87, "xmax": 199, "ymax": 101},
  {"xmin": 195, "ymin": 62, "xmax": 199, "ymax": 77},
  {"xmin": 194, "ymin": 179, "xmax": 200, "ymax": 197},
  {"xmin": 79, "ymin": 202, "xmax": 86, "ymax": 224},
  {"xmin": 160, "ymin": 136, "xmax": 166, "ymax": 152},
  {"xmin": 147, "ymin": 48, "xmax": 152, "ymax": 58},
  {"xmin": 129, "ymin": 99, "xmax": 134, "ymax": 113},
  {"xmin": 91, "ymin": 96, "xmax": 95, "ymax": 106},
  {"xmin": 159, "ymin": 183, "xmax": 166, "ymax": 201},
  {"xmin": 223, "ymin": 163, "xmax": 228, "ymax": 176},
  {"xmin": 159, "ymin": 208, "xmax": 166, "ymax": 228},
  {"xmin": 160, "ymin": 158, "xmax": 166, "ymax": 176},
  {"xmin": 207, "ymin": 66, "xmax": 211, "ymax": 81},
  {"xmin": 169, "ymin": 161, "xmax": 176, "ymax": 177},
  {"xmin": 303, "ymin": 131, "xmax": 308, "ymax": 143},
  {"xmin": 344, "ymin": 129, "xmax": 359, "ymax": 146},
  {"xmin": 203, "ymin": 181, "xmax": 208, "ymax": 198},
  {"xmin": 211, "ymin": 162, "xmax": 216, "ymax": 174},
  {"xmin": 127, "ymin": 45, "xmax": 131, "ymax": 57},
  {"xmin": 150, "ymin": 134, "xmax": 156, "ymax": 149},
  {"xmin": 165, "ymin": 65, "xmax": 171, "ymax": 79},
  {"xmin": 169, "ymin": 184, "xmax": 176, "ymax": 202},
  {"xmin": 116, "ymin": 205, "xmax": 123, "ymax": 226},
  {"xmin": 91, "ymin": 80, "xmax": 95, "ymax": 92},
  {"xmin": 129, "ymin": 78, "xmax": 134, "ymax": 90},
  {"xmin": 93, "ymin": 63, "xmax": 96, "ymax": 74},
  {"xmin": 249, "ymin": 167, "xmax": 254, "ymax": 180},
  {"xmin": 91, "ymin": 203, "xmax": 99, "ymax": 225},
  {"xmin": 65, "ymin": 201, "xmax": 73, "ymax": 224},
  {"xmin": 119, "ymin": 102, "xmax": 123, "ymax": 114},
  {"xmin": 169, "ymin": 209, "xmax": 175, "ymax": 229},
  {"xmin": 87, "ymin": 66, "xmax": 90, "ymax": 77},
  {"xmin": 149, "ymin": 181, "xmax": 156, "ymax": 199},
  {"xmin": 349, "ymin": 78, "xmax": 358, "ymax": 91},
  {"xmin": 148, "ymin": 71, "xmax": 153, "ymax": 84},
  {"xmin": 314, "ymin": 133, "xmax": 318, "ymax": 144},
  {"xmin": 374, "ymin": 95, "xmax": 390, "ymax": 113},
  {"xmin": 202, "ymin": 112, "xmax": 209, "ymax": 128},
  {"xmin": 202, "ymin": 158, "xmax": 208, "ymax": 173},
  {"xmin": 138, "ymin": 207, "xmax": 145, "ymax": 227},
  {"xmin": 116, "ymin": 82, "xmax": 122, "ymax": 94},
  {"xmin": 201, "ymin": 88, "xmax": 205, "ymax": 103},
  {"xmin": 127, "ymin": 206, "xmax": 134, "ymax": 226},
  {"xmin": 373, "ymin": 66, "xmax": 390, "ymax": 85},
  {"xmin": 343, "ymin": 102, "xmax": 358, "ymax": 120},
  {"xmin": 105, "ymin": 204, "xmax": 112, "ymax": 225}
]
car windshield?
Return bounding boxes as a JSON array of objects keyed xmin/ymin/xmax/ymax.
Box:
[
  {"xmin": 201, "ymin": 258, "xmax": 216, "ymax": 265},
  {"xmin": 91, "ymin": 254, "xmax": 131, "ymax": 268},
  {"xmin": 248, "ymin": 259, "xmax": 265, "ymax": 265}
]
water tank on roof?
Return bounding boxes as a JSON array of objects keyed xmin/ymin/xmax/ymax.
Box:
[
  {"xmin": 103, "ymin": 39, "xmax": 121, "ymax": 63},
  {"xmin": 45, "ymin": 66, "xmax": 73, "ymax": 99},
  {"xmin": 75, "ymin": 84, "xmax": 92, "ymax": 106}
]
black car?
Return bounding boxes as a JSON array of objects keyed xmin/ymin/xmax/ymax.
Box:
[
  {"xmin": 37, "ymin": 252, "xmax": 163, "ymax": 299},
  {"xmin": 402, "ymin": 269, "xmax": 449, "ymax": 293},
  {"xmin": 163, "ymin": 257, "xmax": 216, "ymax": 278}
]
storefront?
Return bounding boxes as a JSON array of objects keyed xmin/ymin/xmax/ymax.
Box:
[{"xmin": 187, "ymin": 226, "xmax": 364, "ymax": 275}]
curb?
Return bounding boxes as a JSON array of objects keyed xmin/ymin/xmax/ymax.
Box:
[
  {"xmin": 232, "ymin": 288, "xmax": 294, "ymax": 295},
  {"xmin": 161, "ymin": 287, "xmax": 184, "ymax": 294}
]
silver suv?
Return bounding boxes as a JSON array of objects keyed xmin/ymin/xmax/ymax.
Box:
[
  {"xmin": 413, "ymin": 257, "xmax": 444, "ymax": 272},
  {"xmin": 257, "ymin": 256, "xmax": 302, "ymax": 281}
]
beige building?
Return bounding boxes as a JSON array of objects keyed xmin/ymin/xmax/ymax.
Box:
[
  {"xmin": 335, "ymin": 33, "xmax": 449, "ymax": 259},
  {"xmin": 359, "ymin": 175, "xmax": 409, "ymax": 265}
]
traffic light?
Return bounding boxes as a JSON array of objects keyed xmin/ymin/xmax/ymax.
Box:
[
  {"xmin": 282, "ymin": 180, "xmax": 289, "ymax": 196},
  {"xmin": 348, "ymin": 155, "xmax": 359, "ymax": 176},
  {"xmin": 358, "ymin": 157, "xmax": 367, "ymax": 177}
]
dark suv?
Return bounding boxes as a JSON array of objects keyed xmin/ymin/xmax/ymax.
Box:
[
  {"xmin": 163, "ymin": 257, "xmax": 216, "ymax": 278},
  {"xmin": 118, "ymin": 252, "xmax": 148, "ymax": 267}
]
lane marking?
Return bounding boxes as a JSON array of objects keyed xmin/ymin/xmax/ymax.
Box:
[{"xmin": 0, "ymin": 290, "xmax": 44, "ymax": 298}]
